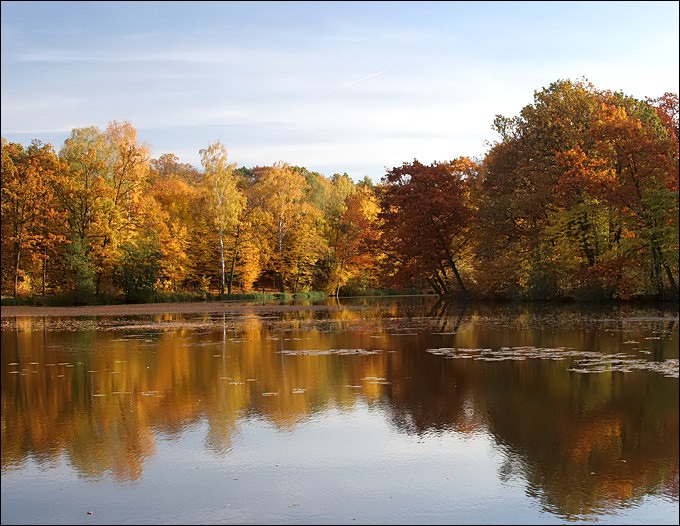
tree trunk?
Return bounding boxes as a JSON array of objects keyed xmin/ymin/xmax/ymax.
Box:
[
  {"xmin": 427, "ymin": 276, "xmax": 443, "ymax": 297},
  {"xmin": 227, "ymin": 252, "xmax": 237, "ymax": 295},
  {"xmin": 13, "ymin": 243, "xmax": 20, "ymax": 299},
  {"xmin": 293, "ymin": 269, "xmax": 300, "ymax": 294},
  {"xmin": 42, "ymin": 245, "xmax": 47, "ymax": 296},
  {"xmin": 219, "ymin": 227, "xmax": 226, "ymax": 296},
  {"xmin": 434, "ymin": 267, "xmax": 450, "ymax": 297},
  {"xmin": 664, "ymin": 264, "xmax": 678, "ymax": 298},
  {"xmin": 445, "ymin": 253, "xmax": 469, "ymax": 298},
  {"xmin": 227, "ymin": 225, "xmax": 241, "ymax": 295},
  {"xmin": 429, "ymin": 216, "xmax": 469, "ymax": 298}
]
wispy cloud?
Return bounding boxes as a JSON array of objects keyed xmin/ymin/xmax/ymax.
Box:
[
  {"xmin": 328, "ymin": 70, "xmax": 387, "ymax": 93},
  {"xmin": 1, "ymin": 1, "xmax": 677, "ymax": 180}
]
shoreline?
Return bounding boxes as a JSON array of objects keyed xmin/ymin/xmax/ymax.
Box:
[
  {"xmin": 0, "ymin": 301, "xmax": 341, "ymax": 318},
  {"xmin": 2, "ymin": 296, "xmax": 677, "ymax": 319}
]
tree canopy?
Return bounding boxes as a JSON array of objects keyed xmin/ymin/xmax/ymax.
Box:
[{"xmin": 2, "ymin": 80, "xmax": 677, "ymax": 303}]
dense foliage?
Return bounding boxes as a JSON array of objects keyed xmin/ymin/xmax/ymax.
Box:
[{"xmin": 2, "ymin": 79, "xmax": 678, "ymax": 303}]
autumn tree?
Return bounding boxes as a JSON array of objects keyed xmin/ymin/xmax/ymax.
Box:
[
  {"xmin": 55, "ymin": 126, "xmax": 111, "ymax": 299},
  {"xmin": 378, "ymin": 158, "xmax": 478, "ymax": 298},
  {"xmin": 249, "ymin": 162, "xmax": 327, "ymax": 293},
  {"xmin": 332, "ymin": 180, "xmax": 382, "ymax": 294},
  {"xmin": 199, "ymin": 141, "xmax": 245, "ymax": 295},
  {"xmin": 101, "ymin": 120, "xmax": 152, "ymax": 294},
  {"xmin": 315, "ymin": 174, "xmax": 382, "ymax": 295},
  {"xmin": 148, "ymin": 154, "xmax": 202, "ymax": 293},
  {"xmin": 1, "ymin": 139, "xmax": 67, "ymax": 297},
  {"xmin": 478, "ymin": 79, "xmax": 678, "ymax": 300},
  {"xmin": 647, "ymin": 92, "xmax": 679, "ymax": 298},
  {"xmin": 314, "ymin": 172, "xmax": 354, "ymax": 294},
  {"xmin": 591, "ymin": 91, "xmax": 679, "ymax": 299},
  {"xmin": 477, "ymin": 80, "xmax": 606, "ymax": 299},
  {"xmin": 151, "ymin": 152, "xmax": 203, "ymax": 185},
  {"xmin": 54, "ymin": 122, "xmax": 153, "ymax": 300}
]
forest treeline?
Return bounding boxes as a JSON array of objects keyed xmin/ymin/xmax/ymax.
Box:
[{"xmin": 2, "ymin": 79, "xmax": 678, "ymax": 304}]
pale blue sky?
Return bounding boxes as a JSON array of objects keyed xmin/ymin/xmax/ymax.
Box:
[{"xmin": 2, "ymin": 1, "xmax": 678, "ymax": 181}]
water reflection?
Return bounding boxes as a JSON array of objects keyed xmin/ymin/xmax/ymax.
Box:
[{"xmin": 1, "ymin": 298, "xmax": 678, "ymax": 522}]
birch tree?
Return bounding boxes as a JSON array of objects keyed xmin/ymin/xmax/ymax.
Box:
[{"xmin": 199, "ymin": 141, "xmax": 244, "ymax": 295}]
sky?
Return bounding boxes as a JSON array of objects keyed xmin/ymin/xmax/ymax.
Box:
[{"xmin": 2, "ymin": 1, "xmax": 678, "ymax": 182}]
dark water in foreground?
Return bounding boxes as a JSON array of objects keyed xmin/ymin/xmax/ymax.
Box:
[{"xmin": 1, "ymin": 297, "xmax": 678, "ymax": 525}]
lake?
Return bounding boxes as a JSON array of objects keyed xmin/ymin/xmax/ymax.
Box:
[{"xmin": 1, "ymin": 296, "xmax": 678, "ymax": 525}]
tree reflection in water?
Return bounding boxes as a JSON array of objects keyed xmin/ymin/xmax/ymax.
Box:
[{"xmin": 1, "ymin": 298, "xmax": 678, "ymax": 522}]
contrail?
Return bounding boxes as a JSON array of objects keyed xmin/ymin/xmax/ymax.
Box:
[{"xmin": 328, "ymin": 70, "xmax": 386, "ymax": 92}]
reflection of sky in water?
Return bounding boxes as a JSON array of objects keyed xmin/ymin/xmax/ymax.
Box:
[
  {"xmin": 142, "ymin": 403, "xmax": 533, "ymax": 525},
  {"xmin": 3, "ymin": 401, "xmax": 675, "ymax": 524}
]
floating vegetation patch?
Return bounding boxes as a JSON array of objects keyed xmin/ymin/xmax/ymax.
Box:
[
  {"xmin": 567, "ymin": 357, "xmax": 679, "ymax": 377},
  {"xmin": 424, "ymin": 346, "xmax": 679, "ymax": 378},
  {"xmin": 276, "ymin": 348, "xmax": 383, "ymax": 356}
]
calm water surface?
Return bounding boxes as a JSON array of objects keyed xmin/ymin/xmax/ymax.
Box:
[{"xmin": 1, "ymin": 297, "xmax": 678, "ymax": 525}]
